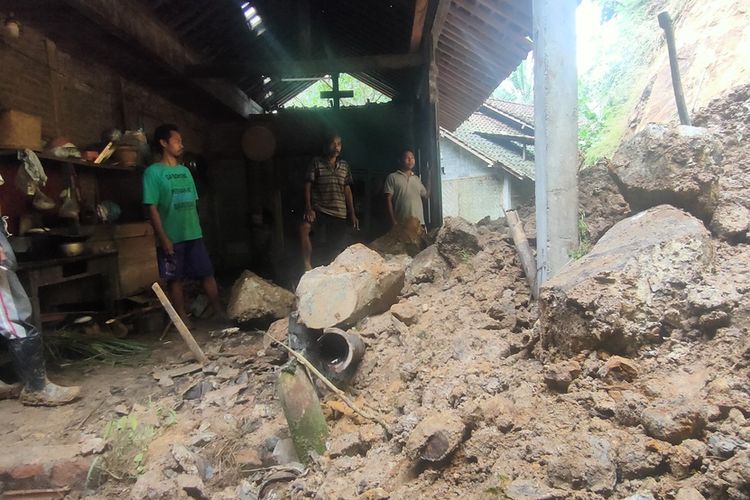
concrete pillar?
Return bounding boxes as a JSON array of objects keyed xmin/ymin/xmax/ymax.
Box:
[
  {"xmin": 502, "ymin": 173, "xmax": 512, "ymax": 211},
  {"xmin": 533, "ymin": 0, "xmax": 578, "ymax": 290}
]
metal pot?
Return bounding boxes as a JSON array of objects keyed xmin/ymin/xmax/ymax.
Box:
[{"xmin": 59, "ymin": 242, "xmax": 85, "ymax": 257}]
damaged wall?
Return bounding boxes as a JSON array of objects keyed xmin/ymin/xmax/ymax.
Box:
[{"xmin": 0, "ymin": 24, "xmax": 206, "ymax": 150}]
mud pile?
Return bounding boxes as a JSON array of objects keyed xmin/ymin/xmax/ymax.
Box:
[{"xmin": 105, "ymin": 85, "xmax": 750, "ymax": 500}]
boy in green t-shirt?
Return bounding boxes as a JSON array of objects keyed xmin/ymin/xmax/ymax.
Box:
[{"xmin": 143, "ymin": 124, "xmax": 224, "ymax": 325}]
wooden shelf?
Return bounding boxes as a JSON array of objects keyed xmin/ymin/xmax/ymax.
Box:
[{"xmin": 0, "ymin": 149, "xmax": 141, "ymax": 172}]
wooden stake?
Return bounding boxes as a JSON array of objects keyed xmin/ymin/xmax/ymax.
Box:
[
  {"xmin": 152, "ymin": 283, "xmax": 208, "ymax": 365},
  {"xmin": 505, "ymin": 209, "xmax": 538, "ymax": 299},
  {"xmin": 265, "ymin": 332, "xmax": 391, "ymax": 438}
]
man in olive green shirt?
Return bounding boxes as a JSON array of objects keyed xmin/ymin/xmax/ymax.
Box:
[
  {"xmin": 143, "ymin": 124, "xmax": 224, "ymax": 325},
  {"xmin": 384, "ymin": 148, "xmax": 429, "ymax": 227}
]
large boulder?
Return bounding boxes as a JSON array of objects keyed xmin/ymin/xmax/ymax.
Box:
[
  {"xmin": 296, "ymin": 244, "xmax": 405, "ymax": 329},
  {"xmin": 610, "ymin": 124, "xmax": 722, "ymax": 221},
  {"xmin": 693, "ymin": 84, "xmax": 750, "ymax": 242},
  {"xmin": 436, "ymin": 217, "xmax": 481, "ymax": 267},
  {"xmin": 579, "ymin": 159, "xmax": 631, "ymax": 242},
  {"xmin": 227, "ymin": 271, "xmax": 295, "ymax": 324},
  {"xmin": 538, "ymin": 205, "xmax": 713, "ymax": 356}
]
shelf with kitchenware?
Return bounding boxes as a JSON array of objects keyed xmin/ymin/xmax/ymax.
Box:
[{"xmin": 0, "ymin": 149, "xmax": 144, "ymax": 172}]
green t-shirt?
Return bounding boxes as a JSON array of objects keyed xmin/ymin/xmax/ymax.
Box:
[{"xmin": 142, "ymin": 163, "xmax": 202, "ymax": 243}]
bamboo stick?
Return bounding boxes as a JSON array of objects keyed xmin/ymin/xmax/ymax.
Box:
[{"xmin": 152, "ymin": 282, "xmax": 208, "ymax": 365}]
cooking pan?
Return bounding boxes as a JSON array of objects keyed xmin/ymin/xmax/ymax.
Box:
[{"xmin": 47, "ymin": 225, "xmax": 95, "ymax": 243}]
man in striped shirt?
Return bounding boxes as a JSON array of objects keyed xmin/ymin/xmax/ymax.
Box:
[{"xmin": 300, "ymin": 133, "xmax": 359, "ymax": 271}]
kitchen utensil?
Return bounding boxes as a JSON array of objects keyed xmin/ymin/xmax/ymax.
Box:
[
  {"xmin": 81, "ymin": 150, "xmax": 99, "ymax": 162},
  {"xmin": 114, "ymin": 146, "xmax": 138, "ymax": 167},
  {"xmin": 94, "ymin": 141, "xmax": 115, "ymax": 164},
  {"xmin": 32, "ymin": 189, "xmax": 56, "ymax": 211},
  {"xmin": 59, "ymin": 241, "xmax": 85, "ymax": 257}
]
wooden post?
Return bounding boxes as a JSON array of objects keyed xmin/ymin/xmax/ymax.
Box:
[
  {"xmin": 533, "ymin": 0, "xmax": 579, "ymax": 292},
  {"xmin": 332, "ymin": 72, "xmax": 340, "ymax": 110},
  {"xmin": 152, "ymin": 283, "xmax": 209, "ymax": 365},
  {"xmin": 505, "ymin": 209, "xmax": 537, "ymax": 299},
  {"xmin": 658, "ymin": 11, "xmax": 691, "ymax": 126}
]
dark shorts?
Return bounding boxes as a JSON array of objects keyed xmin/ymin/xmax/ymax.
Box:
[
  {"xmin": 157, "ymin": 239, "xmax": 214, "ymax": 282},
  {"xmin": 307, "ymin": 211, "xmax": 348, "ymax": 243}
]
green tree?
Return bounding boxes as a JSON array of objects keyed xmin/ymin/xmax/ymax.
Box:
[
  {"xmin": 283, "ymin": 74, "xmax": 390, "ymax": 109},
  {"xmin": 492, "ymin": 55, "xmax": 533, "ymax": 104}
]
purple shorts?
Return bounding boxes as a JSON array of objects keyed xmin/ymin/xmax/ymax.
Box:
[{"xmin": 157, "ymin": 239, "xmax": 214, "ymax": 282}]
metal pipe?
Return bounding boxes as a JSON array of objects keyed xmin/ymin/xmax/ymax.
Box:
[
  {"xmin": 658, "ymin": 11, "xmax": 692, "ymax": 126},
  {"xmin": 318, "ymin": 327, "xmax": 365, "ymax": 374}
]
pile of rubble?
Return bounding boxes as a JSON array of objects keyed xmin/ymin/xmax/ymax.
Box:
[{"xmin": 90, "ymin": 86, "xmax": 750, "ymax": 499}]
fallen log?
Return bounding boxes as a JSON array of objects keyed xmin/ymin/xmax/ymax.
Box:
[
  {"xmin": 277, "ymin": 363, "xmax": 328, "ymax": 464},
  {"xmin": 505, "ymin": 209, "xmax": 538, "ymax": 298}
]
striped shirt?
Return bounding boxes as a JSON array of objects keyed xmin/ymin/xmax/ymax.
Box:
[{"xmin": 305, "ymin": 157, "xmax": 353, "ymax": 219}]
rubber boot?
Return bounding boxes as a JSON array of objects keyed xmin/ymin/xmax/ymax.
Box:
[
  {"xmin": 8, "ymin": 330, "xmax": 81, "ymax": 406},
  {"xmin": 0, "ymin": 379, "xmax": 21, "ymax": 399}
]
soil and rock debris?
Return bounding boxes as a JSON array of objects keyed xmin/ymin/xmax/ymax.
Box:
[{"xmin": 2, "ymin": 88, "xmax": 749, "ymax": 500}]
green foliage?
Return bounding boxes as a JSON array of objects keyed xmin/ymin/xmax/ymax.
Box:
[
  {"xmin": 492, "ymin": 56, "xmax": 533, "ymax": 105},
  {"xmin": 101, "ymin": 414, "xmax": 156, "ymax": 479},
  {"xmin": 577, "ymin": 0, "xmax": 667, "ymax": 164},
  {"xmin": 283, "ymin": 73, "xmax": 391, "ymax": 109},
  {"xmin": 95, "ymin": 403, "xmax": 177, "ymax": 483},
  {"xmin": 569, "ymin": 209, "xmax": 592, "ymax": 260},
  {"xmin": 45, "ymin": 329, "xmax": 150, "ymax": 366}
]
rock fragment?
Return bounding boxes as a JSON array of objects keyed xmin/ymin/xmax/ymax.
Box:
[{"xmin": 228, "ymin": 271, "xmax": 295, "ymax": 324}]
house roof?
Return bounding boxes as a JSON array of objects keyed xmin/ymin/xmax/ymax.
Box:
[
  {"xmin": 442, "ymin": 99, "xmax": 536, "ymax": 181},
  {"xmin": 483, "ymin": 98, "xmax": 535, "ymax": 127},
  {"xmin": 9, "ymin": 0, "xmax": 532, "ymax": 128},
  {"xmin": 126, "ymin": 0, "xmax": 534, "ymax": 129}
]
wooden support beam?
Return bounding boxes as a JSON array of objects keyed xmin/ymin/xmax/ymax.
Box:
[
  {"xmin": 442, "ymin": 21, "xmax": 528, "ymax": 69},
  {"xmin": 430, "ymin": 0, "xmax": 452, "ymax": 45},
  {"xmin": 437, "ymin": 38, "xmax": 505, "ymax": 76},
  {"xmin": 61, "ymin": 0, "xmax": 262, "ymax": 117},
  {"xmin": 186, "ymin": 52, "xmax": 424, "ymax": 78},
  {"xmin": 445, "ymin": 7, "xmax": 531, "ymax": 58},
  {"xmin": 436, "ymin": 55, "xmax": 500, "ymax": 90},
  {"xmin": 533, "ymin": 0, "xmax": 578, "ymax": 290},
  {"xmin": 299, "ymin": 0, "xmax": 312, "ymax": 57},
  {"xmin": 409, "ymin": 0, "xmax": 430, "ymax": 52}
]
